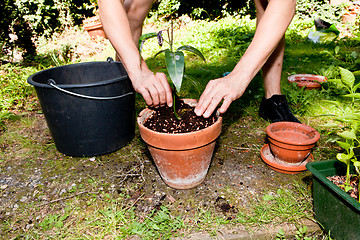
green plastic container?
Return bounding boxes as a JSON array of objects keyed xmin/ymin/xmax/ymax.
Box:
[{"xmin": 306, "ymin": 160, "xmax": 360, "ymax": 240}]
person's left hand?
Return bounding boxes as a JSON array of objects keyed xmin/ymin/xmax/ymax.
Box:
[{"xmin": 194, "ymin": 74, "xmax": 248, "ymax": 118}]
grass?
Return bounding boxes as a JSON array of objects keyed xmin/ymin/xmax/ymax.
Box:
[{"xmin": 1, "ymin": 14, "xmax": 359, "ymax": 239}]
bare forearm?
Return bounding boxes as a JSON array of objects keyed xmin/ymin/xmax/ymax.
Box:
[{"xmin": 98, "ymin": 0, "xmax": 141, "ymax": 76}]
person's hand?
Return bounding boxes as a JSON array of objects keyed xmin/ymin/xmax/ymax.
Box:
[
  {"xmin": 194, "ymin": 74, "xmax": 249, "ymax": 118},
  {"xmin": 130, "ymin": 69, "xmax": 173, "ymax": 108}
]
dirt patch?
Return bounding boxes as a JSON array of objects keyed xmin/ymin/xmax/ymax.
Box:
[{"xmin": 0, "ymin": 111, "xmax": 314, "ymax": 222}]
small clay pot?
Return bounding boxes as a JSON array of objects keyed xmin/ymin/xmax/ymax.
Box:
[
  {"xmin": 83, "ymin": 16, "xmax": 107, "ymax": 40},
  {"xmin": 342, "ymin": 12, "xmax": 357, "ymax": 23},
  {"xmin": 288, "ymin": 74, "xmax": 327, "ymax": 90},
  {"xmin": 266, "ymin": 122, "xmax": 320, "ymax": 164},
  {"xmin": 137, "ymin": 99, "xmax": 222, "ymax": 189}
]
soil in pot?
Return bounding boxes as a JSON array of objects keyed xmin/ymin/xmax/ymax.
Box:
[
  {"xmin": 327, "ymin": 175, "xmax": 359, "ymax": 201},
  {"xmin": 143, "ymin": 98, "xmax": 217, "ymax": 133}
]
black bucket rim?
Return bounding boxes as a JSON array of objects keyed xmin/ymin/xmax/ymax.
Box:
[{"xmin": 27, "ymin": 60, "xmax": 129, "ymax": 89}]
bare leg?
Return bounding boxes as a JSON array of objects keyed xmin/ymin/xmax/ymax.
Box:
[
  {"xmin": 255, "ymin": 0, "xmax": 300, "ymax": 122},
  {"xmin": 115, "ymin": 0, "xmax": 153, "ymax": 61},
  {"xmin": 254, "ymin": 0, "xmax": 283, "ymax": 99}
]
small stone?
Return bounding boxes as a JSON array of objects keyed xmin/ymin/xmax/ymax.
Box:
[
  {"xmin": 166, "ymin": 194, "xmax": 176, "ymax": 203},
  {"xmin": 33, "ymin": 190, "xmax": 39, "ymax": 197},
  {"xmin": 25, "ymin": 224, "xmax": 33, "ymax": 229},
  {"xmin": 0, "ymin": 185, "xmax": 8, "ymax": 190},
  {"xmin": 89, "ymin": 157, "xmax": 96, "ymax": 162},
  {"xmin": 59, "ymin": 189, "xmax": 67, "ymax": 195},
  {"xmin": 20, "ymin": 196, "xmax": 27, "ymax": 202}
]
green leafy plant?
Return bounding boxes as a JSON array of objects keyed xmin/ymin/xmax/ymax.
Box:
[
  {"xmin": 323, "ymin": 67, "xmax": 360, "ymax": 201},
  {"xmin": 39, "ymin": 210, "xmax": 70, "ymax": 230},
  {"xmin": 139, "ymin": 20, "xmax": 205, "ymax": 119}
]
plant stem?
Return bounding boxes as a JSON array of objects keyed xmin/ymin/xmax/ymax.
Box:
[
  {"xmin": 173, "ymin": 93, "xmax": 181, "ymax": 120},
  {"xmin": 170, "ymin": 20, "xmax": 174, "ymax": 52},
  {"xmin": 346, "ymin": 159, "xmax": 351, "ymax": 185}
]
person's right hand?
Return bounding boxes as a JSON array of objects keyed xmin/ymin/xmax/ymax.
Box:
[{"xmin": 130, "ymin": 69, "xmax": 173, "ymax": 108}]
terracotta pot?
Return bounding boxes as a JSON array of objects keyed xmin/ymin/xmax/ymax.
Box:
[
  {"xmin": 83, "ymin": 16, "xmax": 107, "ymax": 40},
  {"xmin": 287, "ymin": 74, "xmax": 327, "ymax": 90},
  {"xmin": 261, "ymin": 144, "xmax": 313, "ymax": 174},
  {"xmin": 266, "ymin": 122, "xmax": 320, "ymax": 164},
  {"xmin": 342, "ymin": 12, "xmax": 357, "ymax": 23},
  {"xmin": 137, "ymin": 99, "xmax": 222, "ymax": 189}
]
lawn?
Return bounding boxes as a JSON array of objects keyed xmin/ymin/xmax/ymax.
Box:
[{"xmin": 0, "ymin": 14, "xmax": 359, "ymax": 239}]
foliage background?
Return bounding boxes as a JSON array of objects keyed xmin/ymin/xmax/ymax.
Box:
[{"xmin": 0, "ymin": 0, "xmax": 355, "ymax": 60}]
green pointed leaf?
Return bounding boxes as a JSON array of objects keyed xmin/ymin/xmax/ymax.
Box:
[
  {"xmin": 177, "ymin": 45, "xmax": 206, "ymax": 62},
  {"xmin": 337, "ymin": 153, "xmax": 353, "ymax": 163},
  {"xmin": 343, "ymin": 184, "xmax": 353, "ymax": 192},
  {"xmin": 337, "ymin": 113, "xmax": 360, "ymax": 121},
  {"xmin": 353, "ymin": 70, "xmax": 360, "ymax": 76},
  {"xmin": 353, "ymin": 161, "xmax": 360, "ymax": 168},
  {"xmin": 354, "ymin": 81, "xmax": 360, "ymax": 91},
  {"xmin": 327, "ymin": 78, "xmax": 345, "ymax": 88},
  {"xmin": 337, "ymin": 130, "xmax": 356, "ymax": 140},
  {"xmin": 138, "ymin": 32, "xmax": 157, "ymax": 53},
  {"xmin": 336, "ymin": 141, "xmax": 351, "ymax": 151},
  {"xmin": 339, "ymin": 67, "xmax": 355, "ymax": 88},
  {"xmin": 165, "ymin": 50, "xmax": 184, "ymax": 92},
  {"xmin": 343, "ymin": 93, "xmax": 360, "ymax": 99},
  {"xmin": 321, "ymin": 99, "xmax": 342, "ymax": 108},
  {"xmin": 321, "ymin": 122, "xmax": 339, "ymax": 128}
]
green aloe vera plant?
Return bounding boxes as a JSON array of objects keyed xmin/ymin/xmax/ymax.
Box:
[
  {"xmin": 324, "ymin": 67, "xmax": 360, "ymax": 201},
  {"xmin": 138, "ymin": 21, "xmax": 205, "ymax": 119}
]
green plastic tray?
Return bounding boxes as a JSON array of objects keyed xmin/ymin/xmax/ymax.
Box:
[{"xmin": 306, "ymin": 160, "xmax": 360, "ymax": 240}]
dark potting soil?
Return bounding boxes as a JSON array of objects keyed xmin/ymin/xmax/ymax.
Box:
[
  {"xmin": 327, "ymin": 175, "xmax": 359, "ymax": 201},
  {"xmin": 143, "ymin": 99, "xmax": 217, "ymax": 134}
]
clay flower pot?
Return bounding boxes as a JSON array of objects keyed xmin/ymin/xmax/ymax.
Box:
[
  {"xmin": 266, "ymin": 122, "xmax": 320, "ymax": 164},
  {"xmin": 260, "ymin": 144, "xmax": 314, "ymax": 174},
  {"xmin": 137, "ymin": 99, "xmax": 222, "ymax": 189},
  {"xmin": 83, "ymin": 16, "xmax": 107, "ymax": 40},
  {"xmin": 342, "ymin": 12, "xmax": 357, "ymax": 23},
  {"xmin": 287, "ymin": 74, "xmax": 327, "ymax": 90}
]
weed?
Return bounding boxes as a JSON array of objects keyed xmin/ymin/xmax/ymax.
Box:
[
  {"xmin": 322, "ymin": 67, "xmax": 360, "ymax": 199},
  {"xmin": 39, "ymin": 209, "xmax": 71, "ymax": 230},
  {"xmin": 236, "ymin": 181, "xmax": 313, "ymax": 225},
  {"xmin": 286, "ymin": 83, "xmax": 321, "ymax": 116},
  {"xmin": 0, "ymin": 64, "xmax": 38, "ymax": 127}
]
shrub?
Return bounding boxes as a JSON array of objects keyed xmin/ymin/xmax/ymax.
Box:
[{"xmin": 1, "ymin": 0, "xmax": 95, "ymax": 60}]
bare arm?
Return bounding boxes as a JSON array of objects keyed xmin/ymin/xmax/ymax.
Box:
[
  {"xmin": 195, "ymin": 0, "xmax": 296, "ymax": 117},
  {"xmin": 98, "ymin": 0, "xmax": 172, "ymax": 107}
]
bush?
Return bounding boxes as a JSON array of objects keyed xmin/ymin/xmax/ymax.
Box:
[
  {"xmin": 1, "ymin": 0, "xmax": 95, "ymax": 60},
  {"xmin": 296, "ymin": 0, "xmax": 346, "ymax": 23},
  {"xmin": 150, "ymin": 0, "xmax": 255, "ymax": 20}
]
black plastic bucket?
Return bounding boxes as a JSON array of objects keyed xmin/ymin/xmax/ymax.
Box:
[{"xmin": 27, "ymin": 58, "xmax": 135, "ymax": 157}]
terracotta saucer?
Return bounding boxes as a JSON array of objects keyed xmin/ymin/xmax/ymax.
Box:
[{"xmin": 260, "ymin": 144, "xmax": 313, "ymax": 174}]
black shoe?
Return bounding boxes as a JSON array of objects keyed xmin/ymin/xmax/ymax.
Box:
[{"xmin": 259, "ymin": 95, "xmax": 301, "ymax": 123}]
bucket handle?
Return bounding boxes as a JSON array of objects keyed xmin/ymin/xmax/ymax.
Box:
[{"xmin": 47, "ymin": 79, "xmax": 134, "ymax": 100}]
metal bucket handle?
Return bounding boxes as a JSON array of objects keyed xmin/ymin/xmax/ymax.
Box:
[{"xmin": 47, "ymin": 79, "xmax": 134, "ymax": 100}]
